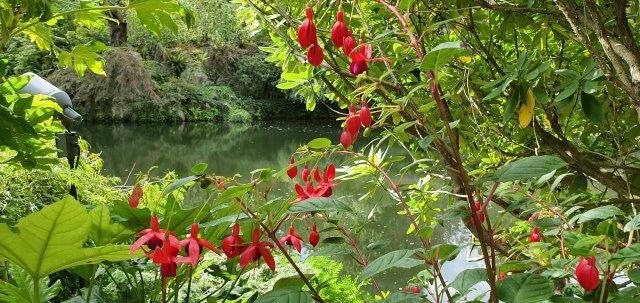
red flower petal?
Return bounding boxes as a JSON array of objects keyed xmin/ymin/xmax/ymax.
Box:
[
  {"xmin": 258, "ymin": 245, "xmax": 276, "ymax": 272},
  {"xmin": 240, "ymin": 245, "xmax": 257, "ymax": 268},
  {"xmin": 129, "ymin": 233, "xmax": 154, "ymax": 253},
  {"xmin": 297, "ymin": 19, "xmax": 317, "ymax": 49},
  {"xmin": 307, "ymin": 44, "xmax": 324, "ymax": 67}
]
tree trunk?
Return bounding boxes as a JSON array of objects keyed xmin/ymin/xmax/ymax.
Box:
[{"xmin": 107, "ymin": 11, "xmax": 127, "ymax": 47}]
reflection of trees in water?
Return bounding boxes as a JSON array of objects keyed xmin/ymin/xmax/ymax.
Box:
[{"xmin": 79, "ymin": 122, "xmax": 337, "ymax": 181}]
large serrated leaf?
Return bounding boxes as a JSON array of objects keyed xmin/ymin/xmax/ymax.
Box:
[
  {"xmin": 448, "ymin": 268, "xmax": 487, "ymax": 295},
  {"xmin": 288, "ymin": 197, "xmax": 352, "ymax": 214},
  {"xmin": 254, "ymin": 287, "xmax": 313, "ymax": 303},
  {"xmin": 497, "ymin": 273, "xmax": 553, "ymax": 303},
  {"xmin": 89, "ymin": 205, "xmax": 134, "ymax": 246},
  {"xmin": 358, "ymin": 249, "xmax": 422, "ymax": 282},
  {"xmin": 479, "ymin": 155, "xmax": 567, "ymax": 183},
  {"xmin": 0, "ymin": 196, "xmax": 137, "ymax": 280}
]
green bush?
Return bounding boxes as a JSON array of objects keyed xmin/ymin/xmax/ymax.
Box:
[
  {"xmin": 306, "ymin": 257, "xmax": 372, "ymax": 303},
  {"xmin": 0, "ymin": 146, "xmax": 124, "ymax": 222}
]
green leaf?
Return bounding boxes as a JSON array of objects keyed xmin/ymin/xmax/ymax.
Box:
[
  {"xmin": 420, "ymin": 41, "xmax": 466, "ymax": 70},
  {"xmin": 111, "ymin": 200, "xmax": 151, "ymax": 230},
  {"xmin": 576, "ymin": 205, "xmax": 624, "ymax": 224},
  {"xmin": 628, "ymin": 268, "xmax": 640, "ymax": 284},
  {"xmin": 162, "ymin": 175, "xmax": 199, "ymax": 196},
  {"xmin": 480, "ymin": 155, "xmax": 567, "ymax": 183},
  {"xmin": 610, "ymin": 243, "xmax": 640, "ymax": 266},
  {"xmin": 0, "ymin": 265, "xmax": 61, "ymax": 303},
  {"xmin": 448, "ymin": 268, "xmax": 487, "ymax": 296},
  {"xmin": 554, "ymin": 80, "xmax": 579, "ymax": 102},
  {"xmin": 580, "ymin": 93, "xmax": 604, "ymax": 123},
  {"xmin": 163, "ymin": 194, "xmax": 210, "ymax": 233},
  {"xmin": 89, "ymin": 205, "xmax": 134, "ymax": 246},
  {"xmin": 625, "ymin": 214, "xmax": 640, "ymax": 232},
  {"xmin": 377, "ymin": 292, "xmax": 420, "ymax": 303},
  {"xmin": 58, "ymin": 42, "xmax": 108, "ymax": 77},
  {"xmin": 358, "ymin": 249, "xmax": 422, "ymax": 282},
  {"xmin": 215, "ymin": 184, "xmax": 252, "ymax": 204},
  {"xmin": 191, "ymin": 163, "xmax": 208, "ymax": 175},
  {"xmin": 182, "ymin": 184, "xmax": 214, "ymax": 210},
  {"xmin": 497, "ymin": 273, "xmax": 553, "ymax": 303},
  {"xmin": 254, "ymin": 287, "xmax": 313, "ymax": 303},
  {"xmin": 499, "ymin": 260, "xmax": 533, "ymax": 274},
  {"xmin": 503, "ymin": 86, "xmax": 522, "ymax": 123},
  {"xmin": 129, "ymin": 0, "xmax": 183, "ymax": 35},
  {"xmin": 276, "ymin": 82, "xmax": 302, "ymax": 90},
  {"xmin": 307, "ymin": 138, "xmax": 331, "ymax": 149},
  {"xmin": 0, "ymin": 196, "xmax": 137, "ymax": 280},
  {"xmin": 423, "ymin": 244, "xmax": 459, "ymax": 263},
  {"xmin": 288, "ymin": 197, "xmax": 352, "ymax": 214}
]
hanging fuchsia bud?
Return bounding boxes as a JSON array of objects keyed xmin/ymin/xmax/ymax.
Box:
[
  {"xmin": 359, "ymin": 101, "xmax": 372, "ymax": 128},
  {"xmin": 331, "ymin": 11, "xmax": 348, "ymax": 48},
  {"xmin": 298, "ymin": 8, "xmax": 317, "ymax": 49},
  {"xmin": 343, "ymin": 33, "xmax": 356, "ymax": 56},
  {"xmin": 309, "ymin": 224, "xmax": 320, "ymax": 247},
  {"xmin": 340, "ymin": 131, "xmax": 353, "ymax": 148},
  {"xmin": 576, "ymin": 257, "xmax": 599, "ymax": 292},
  {"xmin": 302, "ymin": 165, "xmax": 310, "ymax": 182},
  {"xmin": 307, "ymin": 43, "xmax": 324, "ymax": 66},
  {"xmin": 287, "ymin": 157, "xmax": 298, "ymax": 179}
]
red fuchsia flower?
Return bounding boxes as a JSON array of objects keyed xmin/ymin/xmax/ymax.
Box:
[
  {"xmin": 294, "ymin": 164, "xmax": 336, "ymax": 202},
  {"xmin": 240, "ymin": 228, "xmax": 276, "ymax": 272},
  {"xmin": 151, "ymin": 235, "xmax": 182, "ymax": 277},
  {"xmin": 180, "ymin": 223, "xmax": 219, "ymax": 267},
  {"xmin": 302, "ymin": 165, "xmax": 310, "ymax": 182},
  {"xmin": 128, "ymin": 184, "xmax": 143, "ymax": 208},
  {"xmin": 222, "ymin": 223, "xmax": 244, "ymax": 258},
  {"xmin": 331, "ymin": 11, "xmax": 348, "ymax": 48},
  {"xmin": 529, "ymin": 227, "xmax": 541, "ymax": 243},
  {"xmin": 309, "ymin": 224, "xmax": 320, "ymax": 247},
  {"xmin": 349, "ymin": 43, "xmax": 373, "ymax": 76},
  {"xmin": 497, "ymin": 273, "xmax": 508, "ymax": 281},
  {"xmin": 287, "ymin": 157, "xmax": 298, "ymax": 179},
  {"xmin": 307, "ymin": 43, "xmax": 324, "ymax": 67},
  {"xmin": 576, "ymin": 257, "xmax": 600, "ymax": 292},
  {"xmin": 318, "ymin": 163, "xmax": 335, "ymax": 197},
  {"xmin": 359, "ymin": 101, "xmax": 372, "ymax": 128},
  {"xmin": 297, "ymin": 7, "xmax": 317, "ymax": 49},
  {"xmin": 340, "ymin": 131, "xmax": 353, "ymax": 148},
  {"xmin": 343, "ymin": 32, "xmax": 356, "ymax": 56},
  {"xmin": 294, "ymin": 182, "xmax": 328, "ymax": 202},
  {"xmin": 130, "ymin": 216, "xmax": 168, "ymax": 253},
  {"xmin": 280, "ymin": 226, "xmax": 303, "ymax": 252}
]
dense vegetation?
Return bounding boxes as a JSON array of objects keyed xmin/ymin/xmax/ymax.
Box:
[{"xmin": 2, "ymin": 0, "xmax": 640, "ymax": 302}]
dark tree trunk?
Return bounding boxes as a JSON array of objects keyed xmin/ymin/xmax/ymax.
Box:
[{"xmin": 107, "ymin": 11, "xmax": 127, "ymax": 47}]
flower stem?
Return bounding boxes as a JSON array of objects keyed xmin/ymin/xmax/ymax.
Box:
[
  {"xmin": 185, "ymin": 267, "xmax": 193, "ymax": 303},
  {"xmin": 33, "ymin": 278, "xmax": 40, "ymax": 303},
  {"xmin": 221, "ymin": 267, "xmax": 245, "ymax": 303}
]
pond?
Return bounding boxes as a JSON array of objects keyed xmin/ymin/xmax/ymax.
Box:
[{"xmin": 79, "ymin": 122, "xmax": 483, "ymax": 296}]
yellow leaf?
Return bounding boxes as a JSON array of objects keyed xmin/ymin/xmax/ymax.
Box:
[
  {"xmin": 458, "ymin": 55, "xmax": 472, "ymax": 64},
  {"xmin": 518, "ymin": 88, "xmax": 535, "ymax": 127}
]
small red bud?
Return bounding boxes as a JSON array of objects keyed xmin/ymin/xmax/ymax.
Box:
[
  {"xmin": 309, "ymin": 224, "xmax": 320, "ymax": 247},
  {"xmin": 340, "ymin": 131, "xmax": 353, "ymax": 148},
  {"xmin": 287, "ymin": 157, "xmax": 298, "ymax": 179}
]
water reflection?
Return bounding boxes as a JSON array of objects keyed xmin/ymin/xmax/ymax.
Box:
[{"xmin": 79, "ymin": 122, "xmax": 481, "ymax": 294}]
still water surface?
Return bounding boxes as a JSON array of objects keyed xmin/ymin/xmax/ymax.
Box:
[{"xmin": 79, "ymin": 122, "xmax": 483, "ymax": 296}]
